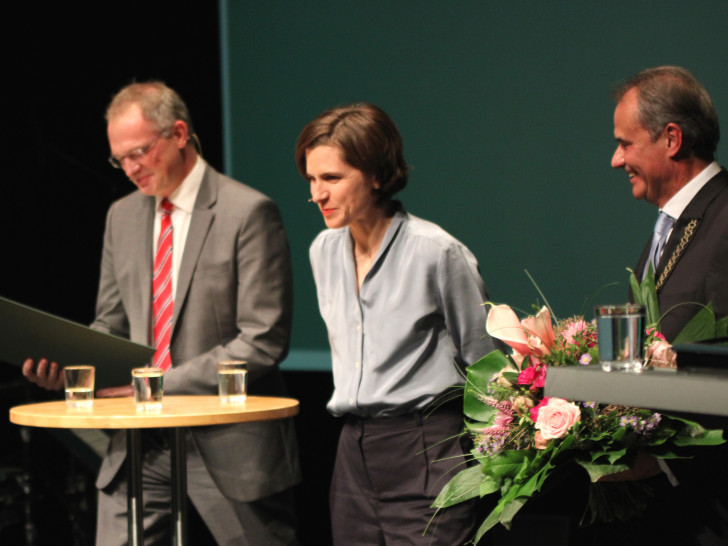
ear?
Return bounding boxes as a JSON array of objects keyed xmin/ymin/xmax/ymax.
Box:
[
  {"xmin": 664, "ymin": 123, "xmax": 683, "ymax": 158},
  {"xmin": 171, "ymin": 120, "xmax": 190, "ymax": 149}
]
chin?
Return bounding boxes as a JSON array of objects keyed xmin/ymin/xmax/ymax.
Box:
[
  {"xmin": 323, "ymin": 217, "xmax": 346, "ymax": 229},
  {"xmin": 630, "ymin": 183, "xmax": 647, "ymax": 201}
]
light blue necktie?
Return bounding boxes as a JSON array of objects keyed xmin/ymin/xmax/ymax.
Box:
[{"xmin": 644, "ymin": 211, "xmax": 675, "ymax": 278}]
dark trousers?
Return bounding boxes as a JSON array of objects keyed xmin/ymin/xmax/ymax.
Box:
[{"xmin": 330, "ymin": 408, "xmax": 476, "ymax": 546}]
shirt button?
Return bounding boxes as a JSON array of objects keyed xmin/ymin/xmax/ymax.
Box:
[
  {"xmin": 349, "ymin": 398, "xmax": 355, "ymax": 405},
  {"xmin": 356, "ymin": 324, "xmax": 361, "ymax": 332},
  {"xmin": 355, "ymin": 361, "xmax": 361, "ymax": 369}
]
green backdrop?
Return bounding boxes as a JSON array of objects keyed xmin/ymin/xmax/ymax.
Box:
[{"xmin": 219, "ymin": 1, "xmax": 728, "ymax": 370}]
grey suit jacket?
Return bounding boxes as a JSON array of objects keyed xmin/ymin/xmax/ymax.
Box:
[
  {"xmin": 636, "ymin": 169, "xmax": 728, "ymax": 342},
  {"xmin": 92, "ymin": 164, "xmax": 301, "ymax": 501}
]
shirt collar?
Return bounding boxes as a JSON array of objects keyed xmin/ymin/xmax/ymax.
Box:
[
  {"xmin": 662, "ymin": 161, "xmax": 721, "ymax": 219},
  {"xmin": 155, "ymin": 155, "xmax": 206, "ymax": 213}
]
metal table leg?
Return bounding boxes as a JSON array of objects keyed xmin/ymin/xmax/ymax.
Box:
[
  {"xmin": 170, "ymin": 427, "xmax": 187, "ymax": 546},
  {"xmin": 127, "ymin": 429, "xmax": 144, "ymax": 546}
]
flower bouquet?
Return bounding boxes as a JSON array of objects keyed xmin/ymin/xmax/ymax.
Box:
[{"xmin": 433, "ymin": 271, "xmax": 726, "ymax": 544}]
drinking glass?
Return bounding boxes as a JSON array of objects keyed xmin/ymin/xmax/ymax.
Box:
[
  {"xmin": 595, "ymin": 304, "xmax": 646, "ymax": 372},
  {"xmin": 64, "ymin": 365, "xmax": 95, "ymax": 408},
  {"xmin": 217, "ymin": 361, "xmax": 248, "ymax": 404},
  {"xmin": 132, "ymin": 368, "xmax": 164, "ymax": 412}
]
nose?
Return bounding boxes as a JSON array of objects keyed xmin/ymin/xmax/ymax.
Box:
[
  {"xmin": 611, "ymin": 146, "xmax": 624, "ymax": 169},
  {"xmin": 310, "ymin": 180, "xmax": 327, "ymax": 203},
  {"xmin": 121, "ymin": 157, "xmax": 142, "ymax": 177}
]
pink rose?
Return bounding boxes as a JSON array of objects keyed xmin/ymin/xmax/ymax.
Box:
[
  {"xmin": 534, "ymin": 430, "xmax": 551, "ymax": 450},
  {"xmin": 534, "ymin": 398, "xmax": 581, "ymax": 440},
  {"xmin": 646, "ymin": 340, "xmax": 677, "ymax": 368}
]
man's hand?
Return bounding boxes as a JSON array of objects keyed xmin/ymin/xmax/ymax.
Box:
[
  {"xmin": 96, "ymin": 385, "xmax": 134, "ymax": 398},
  {"xmin": 22, "ymin": 358, "xmax": 64, "ymax": 390}
]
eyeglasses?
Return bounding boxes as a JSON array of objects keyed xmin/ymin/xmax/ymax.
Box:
[{"xmin": 108, "ymin": 134, "xmax": 166, "ymax": 169}]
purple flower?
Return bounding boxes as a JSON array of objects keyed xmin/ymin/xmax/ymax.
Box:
[
  {"xmin": 477, "ymin": 433, "xmax": 508, "ymax": 456},
  {"xmin": 579, "ymin": 354, "xmax": 592, "ymax": 365}
]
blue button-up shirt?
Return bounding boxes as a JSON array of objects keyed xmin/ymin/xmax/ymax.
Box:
[{"xmin": 310, "ymin": 209, "xmax": 496, "ymax": 418}]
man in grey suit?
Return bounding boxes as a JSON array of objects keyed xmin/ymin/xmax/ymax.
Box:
[{"xmin": 24, "ymin": 81, "xmax": 301, "ymax": 544}]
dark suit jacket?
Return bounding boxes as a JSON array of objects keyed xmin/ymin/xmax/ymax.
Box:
[
  {"xmin": 634, "ymin": 169, "xmax": 728, "ymax": 544},
  {"xmin": 91, "ymin": 163, "xmax": 301, "ymax": 501},
  {"xmin": 636, "ymin": 169, "xmax": 728, "ymax": 342}
]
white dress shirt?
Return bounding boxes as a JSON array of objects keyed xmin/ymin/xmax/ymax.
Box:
[{"xmin": 152, "ymin": 156, "xmax": 205, "ymax": 296}]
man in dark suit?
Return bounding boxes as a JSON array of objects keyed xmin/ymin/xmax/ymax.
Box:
[
  {"xmin": 612, "ymin": 65, "xmax": 728, "ymax": 342},
  {"xmin": 23, "ymin": 82, "xmax": 300, "ymax": 544},
  {"xmin": 610, "ymin": 66, "xmax": 728, "ymax": 545}
]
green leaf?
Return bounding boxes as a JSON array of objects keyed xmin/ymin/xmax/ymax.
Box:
[
  {"xmin": 484, "ymin": 450, "xmax": 532, "ymax": 480},
  {"xmin": 480, "ymin": 476, "xmax": 501, "ymax": 497},
  {"xmin": 716, "ymin": 315, "xmax": 728, "ymax": 338},
  {"xmin": 465, "ymin": 420, "xmax": 489, "ymax": 433},
  {"xmin": 499, "ymin": 497, "xmax": 528, "ymax": 529},
  {"xmin": 629, "ymin": 267, "xmax": 660, "ymax": 327},
  {"xmin": 463, "ymin": 351, "xmax": 511, "ymax": 422},
  {"xmin": 432, "ymin": 465, "xmax": 488, "ymax": 508},
  {"xmin": 576, "ymin": 460, "xmax": 630, "ymax": 482},
  {"xmin": 664, "ymin": 415, "xmax": 725, "ymax": 446},
  {"xmin": 590, "ymin": 446, "xmax": 627, "ymax": 465},
  {"xmin": 474, "ymin": 506, "xmax": 504, "ymax": 543},
  {"xmin": 674, "ymin": 428, "xmax": 725, "ymax": 447},
  {"xmin": 672, "ymin": 303, "xmax": 718, "ymax": 344}
]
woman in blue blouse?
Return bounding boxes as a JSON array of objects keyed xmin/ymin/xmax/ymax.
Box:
[{"xmin": 296, "ymin": 103, "xmax": 497, "ymax": 545}]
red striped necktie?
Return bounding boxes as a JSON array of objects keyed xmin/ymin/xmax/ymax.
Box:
[{"xmin": 152, "ymin": 198, "xmax": 174, "ymax": 371}]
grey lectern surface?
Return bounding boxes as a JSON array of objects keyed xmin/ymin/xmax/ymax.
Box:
[{"xmin": 545, "ymin": 365, "xmax": 728, "ymax": 417}]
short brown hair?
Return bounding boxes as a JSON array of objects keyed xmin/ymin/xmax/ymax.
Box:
[{"xmin": 295, "ymin": 103, "xmax": 409, "ymax": 202}]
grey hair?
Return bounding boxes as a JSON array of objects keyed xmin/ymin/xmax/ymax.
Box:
[
  {"xmin": 106, "ymin": 81, "xmax": 198, "ymax": 148},
  {"xmin": 613, "ymin": 66, "xmax": 719, "ymax": 162}
]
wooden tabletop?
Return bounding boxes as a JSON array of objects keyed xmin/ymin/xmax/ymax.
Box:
[{"xmin": 9, "ymin": 395, "xmax": 299, "ymax": 429}]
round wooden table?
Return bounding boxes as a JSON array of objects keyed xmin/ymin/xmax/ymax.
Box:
[{"xmin": 9, "ymin": 395, "xmax": 299, "ymax": 546}]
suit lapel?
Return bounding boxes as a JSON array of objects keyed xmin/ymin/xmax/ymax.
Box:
[
  {"xmin": 137, "ymin": 198, "xmax": 155, "ymax": 337},
  {"xmin": 655, "ymin": 171, "xmax": 728, "ymax": 289},
  {"xmin": 172, "ymin": 166, "xmax": 217, "ymax": 332}
]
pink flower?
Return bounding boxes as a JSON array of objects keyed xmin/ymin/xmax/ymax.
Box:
[
  {"xmin": 533, "ymin": 398, "xmax": 581, "ymax": 440},
  {"xmin": 534, "ymin": 430, "xmax": 551, "ymax": 450},
  {"xmin": 486, "ymin": 304, "xmax": 555, "ymax": 367},
  {"xmin": 518, "ymin": 363, "xmax": 546, "ymax": 389},
  {"xmin": 494, "ymin": 408, "xmax": 514, "ymax": 428},
  {"xmin": 530, "ymin": 397, "xmax": 549, "ymax": 422},
  {"xmin": 646, "ymin": 340, "xmax": 677, "ymax": 368},
  {"xmin": 561, "ymin": 320, "xmax": 587, "ymax": 346},
  {"xmin": 645, "ymin": 327, "xmax": 667, "ymax": 341}
]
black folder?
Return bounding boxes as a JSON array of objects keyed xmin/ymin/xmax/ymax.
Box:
[{"xmin": 0, "ymin": 295, "xmax": 154, "ymax": 389}]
